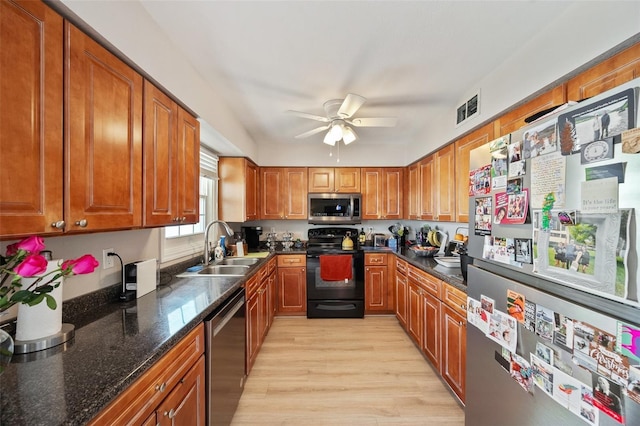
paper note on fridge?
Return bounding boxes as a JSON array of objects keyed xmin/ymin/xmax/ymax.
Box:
[{"xmin": 580, "ymin": 177, "xmax": 618, "ymax": 214}]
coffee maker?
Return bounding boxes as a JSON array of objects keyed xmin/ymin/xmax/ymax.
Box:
[{"xmin": 241, "ymin": 226, "xmax": 262, "ymax": 251}]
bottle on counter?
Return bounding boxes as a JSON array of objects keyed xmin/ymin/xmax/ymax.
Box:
[{"xmin": 359, "ymin": 228, "xmax": 366, "ymax": 245}]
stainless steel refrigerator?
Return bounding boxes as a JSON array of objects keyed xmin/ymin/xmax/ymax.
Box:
[{"xmin": 465, "ymin": 78, "xmax": 640, "ymax": 425}]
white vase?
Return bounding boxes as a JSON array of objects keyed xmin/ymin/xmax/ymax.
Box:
[{"xmin": 15, "ymin": 260, "xmax": 63, "ymax": 342}]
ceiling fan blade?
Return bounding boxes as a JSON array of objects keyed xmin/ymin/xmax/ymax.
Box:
[
  {"xmin": 287, "ymin": 110, "xmax": 330, "ymax": 122},
  {"xmin": 338, "ymin": 94, "xmax": 366, "ymax": 118},
  {"xmin": 349, "ymin": 117, "xmax": 397, "ymax": 127},
  {"xmin": 294, "ymin": 124, "xmax": 331, "ymax": 139}
]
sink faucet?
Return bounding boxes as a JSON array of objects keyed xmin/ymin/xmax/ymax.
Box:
[{"xmin": 203, "ymin": 220, "xmax": 234, "ymax": 266}]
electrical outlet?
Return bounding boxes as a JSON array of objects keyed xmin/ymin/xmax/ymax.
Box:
[{"xmin": 103, "ymin": 249, "xmax": 114, "ymax": 269}]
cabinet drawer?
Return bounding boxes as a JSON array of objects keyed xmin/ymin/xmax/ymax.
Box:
[
  {"xmin": 268, "ymin": 257, "xmax": 277, "ymax": 274},
  {"xmin": 408, "ymin": 266, "xmax": 440, "ymax": 298},
  {"xmin": 395, "ymin": 258, "xmax": 408, "ymax": 275},
  {"xmin": 365, "ymin": 252, "xmax": 388, "ymax": 266},
  {"xmin": 245, "ymin": 275, "xmax": 260, "ymax": 298},
  {"xmin": 442, "ymin": 283, "xmax": 467, "ymax": 316},
  {"xmin": 89, "ymin": 324, "xmax": 205, "ymax": 425},
  {"xmin": 259, "ymin": 264, "xmax": 269, "ymax": 282},
  {"xmin": 277, "ymin": 254, "xmax": 306, "ymax": 267}
]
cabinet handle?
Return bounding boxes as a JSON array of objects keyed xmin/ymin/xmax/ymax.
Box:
[
  {"xmin": 74, "ymin": 219, "xmax": 88, "ymax": 228},
  {"xmin": 460, "ymin": 304, "xmax": 466, "ymax": 310},
  {"xmin": 181, "ymin": 216, "xmax": 186, "ymax": 222},
  {"xmin": 155, "ymin": 382, "xmax": 167, "ymax": 392},
  {"xmin": 164, "ymin": 409, "xmax": 175, "ymax": 419},
  {"xmin": 51, "ymin": 220, "xmax": 65, "ymax": 229}
]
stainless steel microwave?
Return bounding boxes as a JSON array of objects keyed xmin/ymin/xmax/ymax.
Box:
[{"xmin": 308, "ymin": 193, "xmax": 361, "ymax": 225}]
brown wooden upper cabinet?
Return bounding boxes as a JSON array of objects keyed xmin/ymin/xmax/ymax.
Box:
[
  {"xmin": 143, "ymin": 81, "xmax": 200, "ymax": 227},
  {"xmin": 260, "ymin": 168, "xmax": 307, "ymax": 220},
  {"xmin": 454, "ymin": 123, "xmax": 495, "ymax": 224},
  {"xmin": 0, "ymin": 0, "xmax": 64, "ymax": 237},
  {"xmin": 567, "ymin": 43, "xmax": 640, "ymax": 101},
  {"xmin": 410, "ymin": 145, "xmax": 454, "ymax": 222},
  {"xmin": 495, "ymin": 86, "xmax": 566, "ymax": 137},
  {"xmin": 218, "ymin": 157, "xmax": 259, "ymax": 222},
  {"xmin": 361, "ymin": 168, "xmax": 403, "ymax": 220},
  {"xmin": 308, "ymin": 167, "xmax": 360, "ymax": 193},
  {"xmin": 65, "ymin": 22, "xmax": 144, "ymax": 233}
]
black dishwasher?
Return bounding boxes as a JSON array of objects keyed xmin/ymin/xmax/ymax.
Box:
[{"xmin": 205, "ymin": 287, "xmax": 246, "ymax": 426}]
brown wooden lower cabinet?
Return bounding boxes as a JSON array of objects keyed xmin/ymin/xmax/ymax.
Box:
[
  {"xmin": 365, "ymin": 252, "xmax": 393, "ymax": 314},
  {"xmin": 441, "ymin": 304, "xmax": 466, "ymax": 403},
  {"xmin": 156, "ymin": 356, "xmax": 206, "ymax": 425},
  {"xmin": 276, "ymin": 255, "xmax": 307, "ymax": 315},
  {"xmin": 89, "ymin": 324, "xmax": 205, "ymax": 425},
  {"xmin": 397, "ymin": 263, "xmax": 466, "ymax": 403},
  {"xmin": 246, "ymin": 259, "xmax": 276, "ymax": 374}
]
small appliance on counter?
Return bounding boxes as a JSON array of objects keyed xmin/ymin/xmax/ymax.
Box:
[
  {"xmin": 124, "ymin": 259, "xmax": 157, "ymax": 299},
  {"xmin": 241, "ymin": 226, "xmax": 262, "ymax": 251},
  {"xmin": 373, "ymin": 234, "xmax": 386, "ymax": 247}
]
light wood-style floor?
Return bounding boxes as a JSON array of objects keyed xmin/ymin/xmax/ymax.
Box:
[{"xmin": 232, "ymin": 316, "xmax": 465, "ymax": 425}]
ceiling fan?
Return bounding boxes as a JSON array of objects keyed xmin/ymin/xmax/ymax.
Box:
[{"xmin": 288, "ymin": 94, "xmax": 397, "ymax": 146}]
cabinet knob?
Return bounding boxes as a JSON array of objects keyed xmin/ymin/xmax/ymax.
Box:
[
  {"xmin": 51, "ymin": 220, "xmax": 65, "ymax": 229},
  {"xmin": 164, "ymin": 409, "xmax": 175, "ymax": 418},
  {"xmin": 74, "ymin": 219, "xmax": 88, "ymax": 228},
  {"xmin": 155, "ymin": 382, "xmax": 167, "ymax": 392}
]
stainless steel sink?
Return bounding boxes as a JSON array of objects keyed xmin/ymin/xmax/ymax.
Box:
[
  {"xmin": 197, "ymin": 265, "xmax": 250, "ymax": 276},
  {"xmin": 219, "ymin": 257, "xmax": 261, "ymax": 266}
]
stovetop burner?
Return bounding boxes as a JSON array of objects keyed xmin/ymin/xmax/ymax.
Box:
[{"xmin": 307, "ymin": 227, "xmax": 359, "ymax": 253}]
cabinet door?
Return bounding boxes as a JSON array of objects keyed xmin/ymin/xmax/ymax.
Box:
[
  {"xmin": 441, "ymin": 304, "xmax": 466, "ymax": 403},
  {"xmin": 382, "ymin": 168, "xmax": 403, "ymax": 220},
  {"xmin": 282, "ymin": 168, "xmax": 307, "ymax": 219},
  {"xmin": 157, "ymin": 356, "xmax": 206, "ymax": 426},
  {"xmin": 567, "ymin": 43, "xmax": 640, "ymax": 101},
  {"xmin": 395, "ymin": 273, "xmax": 408, "ymax": 328},
  {"xmin": 496, "ymin": 86, "xmax": 566, "ymax": 136},
  {"xmin": 143, "ymin": 81, "xmax": 178, "ymax": 226},
  {"xmin": 66, "ymin": 23, "xmax": 142, "ymax": 231},
  {"xmin": 246, "ymin": 290, "xmax": 261, "ymax": 373},
  {"xmin": 422, "ymin": 292, "xmax": 441, "ymax": 371},
  {"xmin": 260, "ymin": 168, "xmax": 283, "ymax": 219},
  {"xmin": 454, "ymin": 122, "xmax": 494, "ymax": 223},
  {"xmin": 308, "ymin": 167, "xmax": 334, "ymax": 192},
  {"xmin": 0, "ymin": 0, "xmax": 63, "ymax": 237},
  {"xmin": 361, "ymin": 168, "xmax": 382, "ymax": 219},
  {"xmin": 245, "ymin": 160, "xmax": 259, "ymax": 221},
  {"xmin": 434, "ymin": 145, "xmax": 455, "ymax": 222},
  {"xmin": 407, "ymin": 282, "xmax": 422, "ymax": 346},
  {"xmin": 277, "ymin": 266, "xmax": 306, "ymax": 314},
  {"xmin": 176, "ymin": 108, "xmax": 199, "ymax": 224},
  {"xmin": 335, "ymin": 168, "xmax": 360, "ymax": 192},
  {"xmin": 418, "ymin": 155, "xmax": 434, "ymax": 220},
  {"xmin": 406, "ymin": 163, "xmax": 419, "ymax": 220},
  {"xmin": 365, "ymin": 265, "xmax": 388, "ymax": 313}
]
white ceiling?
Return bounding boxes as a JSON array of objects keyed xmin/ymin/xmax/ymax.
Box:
[{"xmin": 137, "ymin": 1, "xmax": 577, "ymax": 150}]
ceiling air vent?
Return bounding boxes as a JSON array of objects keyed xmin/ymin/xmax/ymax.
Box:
[{"xmin": 455, "ymin": 90, "xmax": 480, "ymax": 127}]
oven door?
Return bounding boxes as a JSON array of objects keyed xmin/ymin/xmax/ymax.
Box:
[{"xmin": 306, "ymin": 251, "xmax": 364, "ymax": 300}]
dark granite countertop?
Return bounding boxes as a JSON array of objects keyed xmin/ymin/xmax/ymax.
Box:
[
  {"xmin": 0, "ymin": 255, "xmax": 272, "ymax": 426},
  {"xmin": 0, "ymin": 248, "xmax": 463, "ymax": 425}
]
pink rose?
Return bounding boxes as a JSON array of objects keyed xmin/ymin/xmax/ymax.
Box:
[
  {"xmin": 61, "ymin": 255, "xmax": 99, "ymax": 275},
  {"xmin": 16, "ymin": 236, "xmax": 46, "ymax": 254},
  {"xmin": 14, "ymin": 254, "xmax": 48, "ymax": 277}
]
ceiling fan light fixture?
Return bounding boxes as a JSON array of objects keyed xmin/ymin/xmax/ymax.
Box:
[
  {"xmin": 329, "ymin": 122, "xmax": 343, "ymax": 140},
  {"xmin": 342, "ymin": 125, "xmax": 357, "ymax": 145},
  {"xmin": 323, "ymin": 131, "xmax": 337, "ymax": 146}
]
